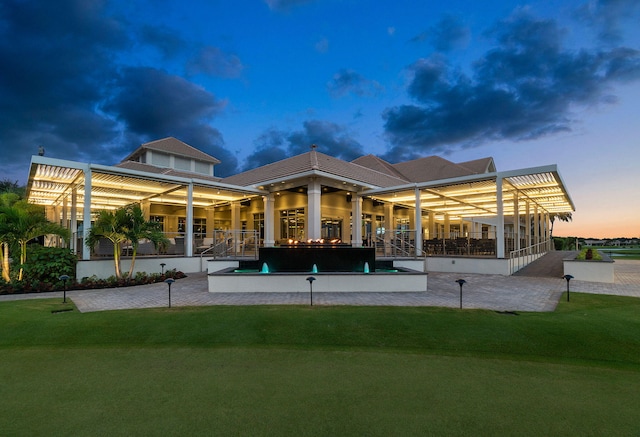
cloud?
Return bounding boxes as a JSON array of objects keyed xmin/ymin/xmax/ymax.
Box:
[
  {"xmin": 575, "ymin": 0, "xmax": 640, "ymax": 44},
  {"xmin": 0, "ymin": 0, "xmax": 129, "ymax": 177},
  {"xmin": 243, "ymin": 129, "xmax": 290, "ymax": 170},
  {"xmin": 186, "ymin": 46, "xmax": 245, "ymax": 78},
  {"xmin": 327, "ymin": 69, "xmax": 384, "ymax": 98},
  {"xmin": 264, "ymin": 0, "xmax": 315, "ymax": 12},
  {"xmin": 383, "ymin": 9, "xmax": 640, "ymax": 162},
  {"xmin": 102, "ymin": 67, "xmax": 238, "ymax": 176},
  {"xmin": 243, "ymin": 121, "xmax": 364, "ymax": 170},
  {"xmin": 139, "ymin": 25, "xmax": 186, "ymax": 59},
  {"xmin": 411, "ymin": 15, "xmax": 470, "ymax": 52},
  {"xmin": 315, "ymin": 37, "xmax": 329, "ymax": 53}
]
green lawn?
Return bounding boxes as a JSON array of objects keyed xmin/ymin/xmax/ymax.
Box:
[{"xmin": 1, "ymin": 295, "xmax": 640, "ymax": 436}]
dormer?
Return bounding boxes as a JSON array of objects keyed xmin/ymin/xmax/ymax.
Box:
[{"xmin": 121, "ymin": 137, "xmax": 221, "ymax": 177}]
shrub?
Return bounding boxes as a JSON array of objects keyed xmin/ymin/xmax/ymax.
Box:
[{"xmin": 22, "ymin": 245, "xmax": 76, "ymax": 284}]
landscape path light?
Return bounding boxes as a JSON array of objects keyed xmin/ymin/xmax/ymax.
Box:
[
  {"xmin": 306, "ymin": 276, "xmax": 316, "ymax": 306},
  {"xmin": 455, "ymin": 279, "xmax": 466, "ymax": 309},
  {"xmin": 59, "ymin": 275, "xmax": 70, "ymax": 303},
  {"xmin": 563, "ymin": 274, "xmax": 574, "ymax": 302},
  {"xmin": 164, "ymin": 278, "xmax": 175, "ymax": 308},
  {"xmin": 160, "ymin": 263, "xmax": 166, "ymax": 275}
]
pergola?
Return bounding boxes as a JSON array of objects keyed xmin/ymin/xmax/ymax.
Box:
[
  {"xmin": 364, "ymin": 165, "xmax": 575, "ymax": 257},
  {"xmin": 26, "ymin": 155, "xmax": 266, "ymax": 259}
]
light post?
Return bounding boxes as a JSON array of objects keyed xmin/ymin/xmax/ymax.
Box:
[
  {"xmin": 165, "ymin": 278, "xmax": 175, "ymax": 308},
  {"xmin": 160, "ymin": 263, "xmax": 166, "ymax": 275},
  {"xmin": 455, "ymin": 279, "xmax": 466, "ymax": 309},
  {"xmin": 563, "ymin": 274, "xmax": 574, "ymax": 302},
  {"xmin": 59, "ymin": 275, "xmax": 70, "ymax": 303},
  {"xmin": 306, "ymin": 276, "xmax": 316, "ymax": 306}
]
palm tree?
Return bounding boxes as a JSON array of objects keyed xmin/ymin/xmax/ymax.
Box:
[
  {"xmin": 0, "ymin": 200, "xmax": 69, "ymax": 281},
  {"xmin": 86, "ymin": 204, "xmax": 167, "ymax": 279},
  {"xmin": 549, "ymin": 212, "xmax": 573, "ymax": 237}
]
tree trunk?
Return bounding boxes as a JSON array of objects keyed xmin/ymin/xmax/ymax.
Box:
[{"xmin": 1, "ymin": 243, "xmax": 10, "ymax": 282}]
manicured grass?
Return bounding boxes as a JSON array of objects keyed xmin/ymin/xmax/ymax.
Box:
[{"xmin": 1, "ymin": 295, "xmax": 640, "ymax": 435}]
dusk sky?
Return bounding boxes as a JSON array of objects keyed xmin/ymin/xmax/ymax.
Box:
[{"xmin": 1, "ymin": 0, "xmax": 639, "ymax": 238}]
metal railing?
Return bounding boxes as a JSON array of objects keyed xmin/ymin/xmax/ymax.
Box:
[
  {"xmin": 199, "ymin": 229, "xmax": 259, "ymax": 260},
  {"xmin": 509, "ymin": 238, "xmax": 553, "ymax": 274}
]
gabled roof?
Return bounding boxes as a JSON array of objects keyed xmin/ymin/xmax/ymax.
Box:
[
  {"xmin": 120, "ymin": 137, "xmax": 221, "ymax": 165},
  {"xmin": 221, "ymin": 149, "xmax": 408, "ymax": 188},
  {"xmin": 115, "ymin": 160, "xmax": 222, "ymax": 182},
  {"xmin": 351, "ymin": 154, "xmax": 408, "ymax": 180},
  {"xmin": 458, "ymin": 157, "xmax": 496, "ymax": 174},
  {"xmin": 391, "ymin": 155, "xmax": 479, "ymax": 183}
]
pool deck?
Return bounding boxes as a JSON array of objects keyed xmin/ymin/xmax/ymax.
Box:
[{"xmin": 2, "ymin": 260, "xmax": 639, "ymax": 313}]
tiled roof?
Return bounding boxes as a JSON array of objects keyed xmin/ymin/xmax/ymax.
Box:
[
  {"xmin": 120, "ymin": 137, "xmax": 221, "ymax": 165},
  {"xmin": 351, "ymin": 154, "xmax": 408, "ymax": 180},
  {"xmin": 115, "ymin": 161, "xmax": 222, "ymax": 182},
  {"xmin": 391, "ymin": 155, "xmax": 476, "ymax": 182},
  {"xmin": 457, "ymin": 157, "xmax": 496, "ymax": 174},
  {"xmin": 221, "ymin": 150, "xmax": 408, "ymax": 188}
]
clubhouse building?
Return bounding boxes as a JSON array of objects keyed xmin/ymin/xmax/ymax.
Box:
[{"xmin": 26, "ymin": 137, "xmax": 574, "ymax": 276}]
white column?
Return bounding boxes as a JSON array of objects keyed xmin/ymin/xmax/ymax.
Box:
[
  {"xmin": 351, "ymin": 195, "xmax": 363, "ymax": 246},
  {"xmin": 71, "ymin": 188, "xmax": 77, "ymax": 254},
  {"xmin": 496, "ymin": 177, "xmax": 505, "ymax": 258},
  {"xmin": 525, "ymin": 201, "xmax": 531, "ymax": 248},
  {"xmin": 307, "ymin": 178, "xmax": 321, "ymax": 240},
  {"xmin": 61, "ymin": 197, "xmax": 68, "ymax": 248},
  {"xmin": 82, "ymin": 168, "xmax": 92, "ymax": 260},
  {"xmin": 414, "ymin": 188, "xmax": 422, "ymax": 255},
  {"xmin": 230, "ymin": 201, "xmax": 242, "ymax": 253},
  {"xmin": 384, "ymin": 202, "xmax": 393, "ymax": 255},
  {"xmin": 186, "ymin": 183, "xmax": 194, "ymax": 257},
  {"xmin": 428, "ymin": 211, "xmax": 435, "ymax": 239},
  {"xmin": 263, "ymin": 194, "xmax": 275, "ymax": 247},
  {"xmin": 514, "ymin": 192, "xmax": 520, "ymax": 251},
  {"xmin": 534, "ymin": 205, "xmax": 540, "ymax": 246}
]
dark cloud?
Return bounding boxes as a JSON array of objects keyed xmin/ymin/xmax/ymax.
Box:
[
  {"xmin": 243, "ymin": 120, "xmax": 364, "ymax": 170},
  {"xmin": 103, "ymin": 67, "xmax": 238, "ymax": 176},
  {"xmin": 0, "ymin": 0, "xmax": 242, "ymax": 183},
  {"xmin": 411, "ymin": 15, "xmax": 470, "ymax": 52},
  {"xmin": 0, "ymin": 0, "xmax": 129, "ymax": 180},
  {"xmin": 383, "ymin": 9, "xmax": 640, "ymax": 162},
  {"xmin": 186, "ymin": 46, "xmax": 245, "ymax": 78},
  {"xmin": 327, "ymin": 69, "xmax": 383, "ymax": 98},
  {"xmin": 575, "ymin": 0, "xmax": 640, "ymax": 44},
  {"xmin": 264, "ymin": 0, "xmax": 315, "ymax": 12},
  {"xmin": 243, "ymin": 129, "xmax": 290, "ymax": 170},
  {"xmin": 139, "ymin": 25, "xmax": 186, "ymax": 59}
]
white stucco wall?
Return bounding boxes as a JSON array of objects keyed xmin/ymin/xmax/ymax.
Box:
[
  {"xmin": 425, "ymin": 257, "xmax": 511, "ymax": 275},
  {"xmin": 563, "ymin": 260, "xmax": 615, "ymax": 283}
]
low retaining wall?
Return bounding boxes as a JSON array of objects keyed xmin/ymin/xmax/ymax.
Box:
[
  {"xmin": 425, "ymin": 257, "xmax": 511, "ymax": 275},
  {"xmin": 77, "ymin": 257, "xmax": 203, "ymax": 280},
  {"xmin": 563, "ymin": 258, "xmax": 615, "ymax": 283}
]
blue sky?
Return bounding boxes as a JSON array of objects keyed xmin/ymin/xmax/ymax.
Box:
[{"xmin": 1, "ymin": 0, "xmax": 639, "ymax": 238}]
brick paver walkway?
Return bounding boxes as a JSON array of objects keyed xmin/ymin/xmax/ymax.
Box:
[{"xmin": 2, "ymin": 260, "xmax": 638, "ymax": 313}]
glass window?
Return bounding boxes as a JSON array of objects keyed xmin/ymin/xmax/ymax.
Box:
[
  {"xmin": 280, "ymin": 209, "xmax": 305, "ymax": 241},
  {"xmin": 149, "ymin": 215, "xmax": 165, "ymax": 231},
  {"xmin": 178, "ymin": 217, "xmax": 207, "ymax": 238}
]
